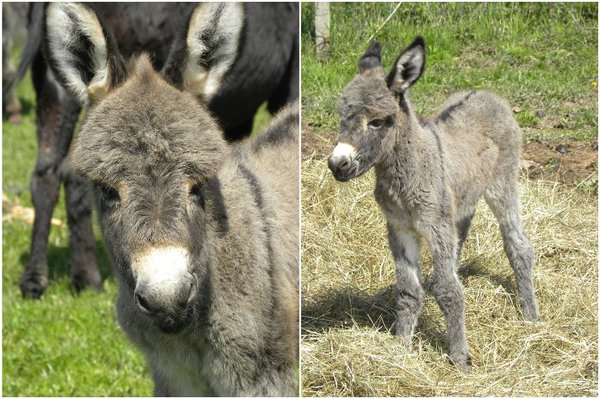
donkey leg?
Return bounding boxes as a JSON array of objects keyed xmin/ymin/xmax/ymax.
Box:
[
  {"xmin": 386, "ymin": 221, "xmax": 424, "ymax": 344},
  {"xmin": 221, "ymin": 118, "xmax": 254, "ymax": 142},
  {"xmin": 64, "ymin": 169, "xmax": 102, "ymax": 293},
  {"xmin": 485, "ymin": 184, "xmax": 539, "ymax": 321},
  {"xmin": 429, "ymin": 222, "xmax": 471, "ymax": 367},
  {"xmin": 266, "ymin": 29, "xmax": 299, "ymax": 116},
  {"xmin": 456, "ymin": 209, "xmax": 476, "ymax": 264},
  {"xmin": 20, "ymin": 55, "xmax": 81, "ymax": 298}
]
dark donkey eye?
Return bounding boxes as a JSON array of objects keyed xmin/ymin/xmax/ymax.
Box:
[
  {"xmin": 97, "ymin": 183, "xmax": 121, "ymax": 209},
  {"xmin": 189, "ymin": 182, "xmax": 205, "ymax": 209},
  {"xmin": 368, "ymin": 119, "xmax": 385, "ymax": 129}
]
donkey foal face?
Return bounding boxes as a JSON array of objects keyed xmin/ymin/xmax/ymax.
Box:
[
  {"xmin": 72, "ymin": 58, "xmax": 227, "ymax": 333},
  {"xmin": 330, "ymin": 70, "xmax": 399, "ymax": 181},
  {"xmin": 329, "ymin": 38, "xmax": 426, "ymax": 181}
]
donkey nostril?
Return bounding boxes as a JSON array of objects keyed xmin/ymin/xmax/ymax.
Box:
[
  {"xmin": 328, "ymin": 156, "xmax": 351, "ymax": 173},
  {"xmin": 135, "ymin": 292, "xmax": 155, "ymax": 314},
  {"xmin": 177, "ymin": 281, "xmax": 195, "ymax": 308}
]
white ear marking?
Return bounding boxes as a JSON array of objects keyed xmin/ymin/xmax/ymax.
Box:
[
  {"xmin": 46, "ymin": 3, "xmax": 110, "ymax": 104},
  {"xmin": 183, "ymin": 3, "xmax": 244, "ymax": 101}
]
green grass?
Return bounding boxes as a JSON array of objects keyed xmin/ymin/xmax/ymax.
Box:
[
  {"xmin": 302, "ymin": 2, "xmax": 598, "ymax": 142},
  {"xmin": 2, "ymin": 64, "xmax": 271, "ymax": 395}
]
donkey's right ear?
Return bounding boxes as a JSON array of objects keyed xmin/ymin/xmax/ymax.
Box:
[
  {"xmin": 162, "ymin": 3, "xmax": 244, "ymax": 102},
  {"xmin": 44, "ymin": 3, "xmax": 126, "ymax": 105}
]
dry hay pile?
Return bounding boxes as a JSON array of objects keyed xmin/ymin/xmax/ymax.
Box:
[{"xmin": 301, "ymin": 158, "xmax": 598, "ymax": 396}]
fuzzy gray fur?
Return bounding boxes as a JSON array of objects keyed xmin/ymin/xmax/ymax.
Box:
[
  {"xmin": 70, "ymin": 57, "xmax": 299, "ymax": 396},
  {"xmin": 328, "ymin": 37, "xmax": 538, "ymax": 368}
]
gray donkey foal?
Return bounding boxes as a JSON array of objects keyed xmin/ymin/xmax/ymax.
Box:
[
  {"xmin": 44, "ymin": 3, "xmax": 298, "ymax": 396},
  {"xmin": 328, "ymin": 37, "xmax": 539, "ymax": 367}
]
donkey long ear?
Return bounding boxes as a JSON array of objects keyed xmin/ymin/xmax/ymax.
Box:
[
  {"xmin": 44, "ymin": 3, "xmax": 126, "ymax": 105},
  {"xmin": 358, "ymin": 40, "xmax": 382, "ymax": 73},
  {"xmin": 386, "ymin": 36, "xmax": 426, "ymax": 94},
  {"xmin": 162, "ymin": 3, "xmax": 244, "ymax": 101}
]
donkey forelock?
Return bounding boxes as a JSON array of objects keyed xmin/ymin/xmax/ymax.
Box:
[{"xmin": 72, "ymin": 54, "xmax": 227, "ymax": 188}]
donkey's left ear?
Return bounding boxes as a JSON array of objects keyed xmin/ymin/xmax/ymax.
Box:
[
  {"xmin": 386, "ymin": 36, "xmax": 426, "ymax": 94},
  {"xmin": 44, "ymin": 3, "xmax": 126, "ymax": 105},
  {"xmin": 162, "ymin": 3, "xmax": 244, "ymax": 101},
  {"xmin": 358, "ymin": 40, "xmax": 382, "ymax": 73}
]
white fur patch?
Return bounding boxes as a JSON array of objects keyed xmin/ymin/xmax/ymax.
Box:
[
  {"xmin": 331, "ymin": 142, "xmax": 357, "ymax": 159},
  {"xmin": 386, "ymin": 219, "xmax": 422, "ymax": 284},
  {"xmin": 184, "ymin": 3, "xmax": 243, "ymax": 100},
  {"xmin": 46, "ymin": 3, "xmax": 110, "ymax": 104},
  {"xmin": 131, "ymin": 247, "xmax": 190, "ymax": 285},
  {"xmin": 396, "ymin": 229, "xmax": 421, "ymax": 266}
]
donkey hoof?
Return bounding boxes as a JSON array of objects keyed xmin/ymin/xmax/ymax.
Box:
[
  {"xmin": 521, "ymin": 304, "xmax": 540, "ymax": 322},
  {"xmin": 523, "ymin": 312, "xmax": 539, "ymax": 322},
  {"xmin": 8, "ymin": 113, "xmax": 22, "ymax": 124},
  {"xmin": 449, "ymin": 353, "xmax": 473, "ymax": 370},
  {"xmin": 20, "ymin": 279, "xmax": 47, "ymax": 299},
  {"xmin": 72, "ymin": 274, "xmax": 104, "ymax": 294}
]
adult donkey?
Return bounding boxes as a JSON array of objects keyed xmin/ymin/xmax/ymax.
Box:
[
  {"xmin": 44, "ymin": 3, "xmax": 299, "ymax": 395},
  {"xmin": 328, "ymin": 37, "xmax": 538, "ymax": 367},
  {"xmin": 16, "ymin": 2, "xmax": 298, "ymax": 298}
]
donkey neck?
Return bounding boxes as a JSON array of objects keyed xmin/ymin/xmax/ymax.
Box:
[{"xmin": 376, "ymin": 95, "xmax": 433, "ymax": 181}]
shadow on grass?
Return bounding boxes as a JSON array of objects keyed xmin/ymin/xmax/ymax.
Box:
[
  {"xmin": 458, "ymin": 257, "xmax": 519, "ymax": 298},
  {"xmin": 17, "ymin": 239, "xmax": 114, "ymax": 291},
  {"xmin": 302, "ymin": 257, "xmax": 521, "ymax": 354}
]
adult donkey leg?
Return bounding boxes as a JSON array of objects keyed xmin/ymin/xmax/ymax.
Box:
[
  {"xmin": 429, "ymin": 220, "xmax": 471, "ymax": 367},
  {"xmin": 267, "ymin": 28, "xmax": 299, "ymax": 116},
  {"xmin": 64, "ymin": 169, "xmax": 102, "ymax": 292},
  {"xmin": 20, "ymin": 54, "xmax": 81, "ymax": 298},
  {"xmin": 386, "ymin": 219, "xmax": 424, "ymax": 344}
]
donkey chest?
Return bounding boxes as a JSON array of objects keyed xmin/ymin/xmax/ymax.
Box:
[
  {"xmin": 148, "ymin": 335, "xmax": 217, "ymax": 396},
  {"xmin": 148, "ymin": 323, "xmax": 264, "ymax": 396},
  {"xmin": 375, "ymin": 184, "xmax": 417, "ymax": 227},
  {"xmin": 375, "ymin": 173, "xmax": 434, "ymax": 212}
]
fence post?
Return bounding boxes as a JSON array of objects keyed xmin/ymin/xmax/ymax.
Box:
[{"xmin": 315, "ymin": 2, "xmax": 330, "ymax": 60}]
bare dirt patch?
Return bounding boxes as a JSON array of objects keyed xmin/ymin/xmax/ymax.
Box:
[
  {"xmin": 301, "ymin": 123, "xmax": 335, "ymax": 160},
  {"xmin": 521, "ymin": 139, "xmax": 597, "ymax": 190},
  {"xmin": 302, "ymin": 125, "xmax": 598, "ymax": 191}
]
